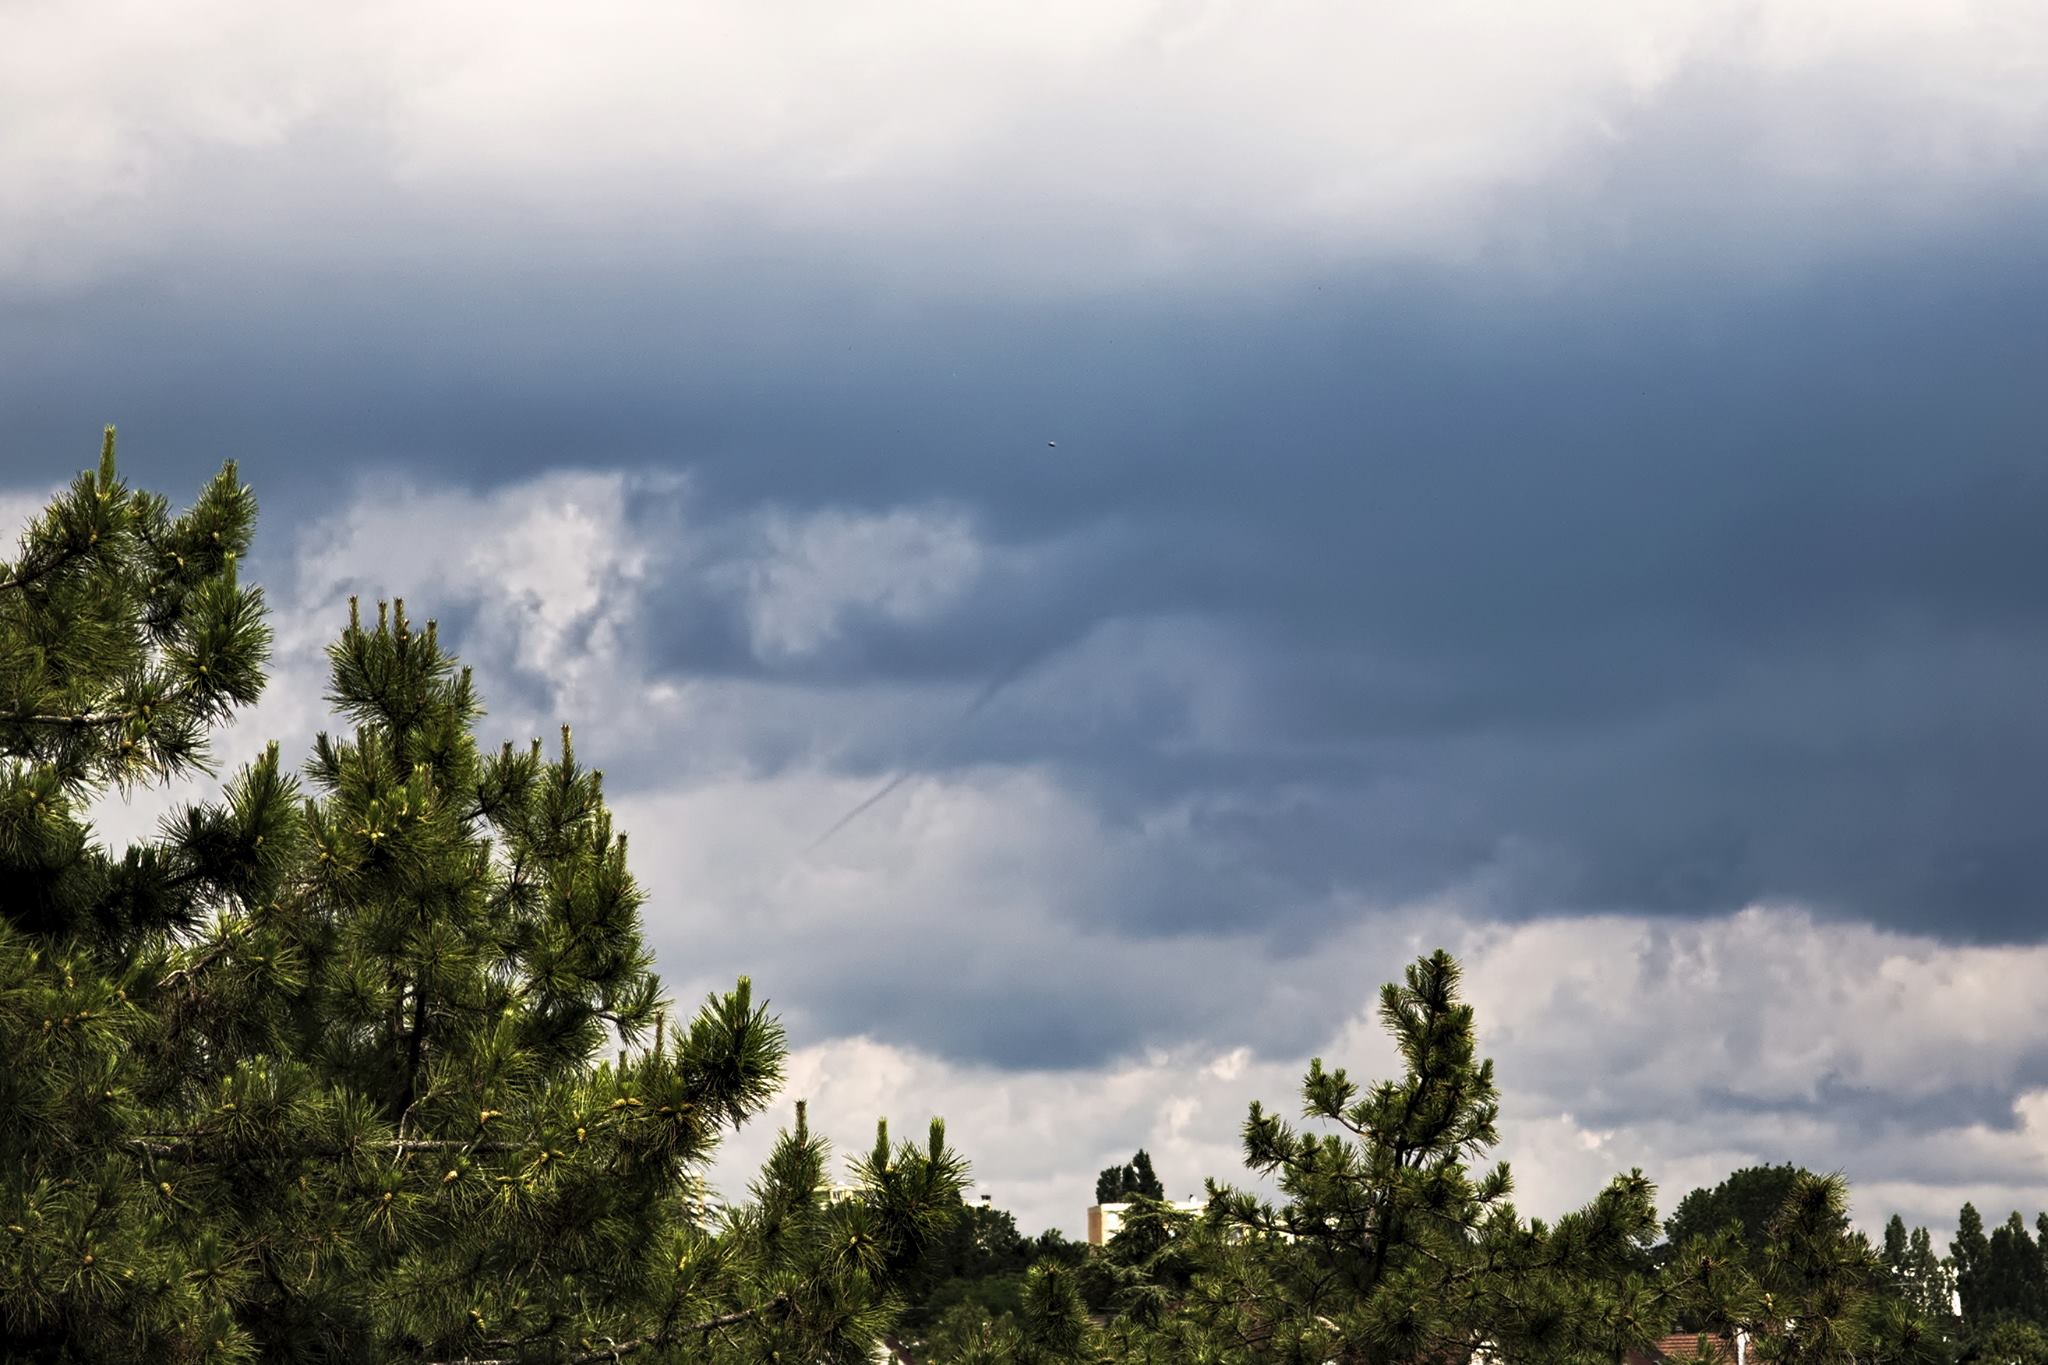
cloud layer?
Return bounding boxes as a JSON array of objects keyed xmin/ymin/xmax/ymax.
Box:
[
  {"xmin": 7, "ymin": 0, "xmax": 2048, "ymax": 1252},
  {"xmin": 5, "ymin": 0, "xmax": 2048, "ymax": 285}
]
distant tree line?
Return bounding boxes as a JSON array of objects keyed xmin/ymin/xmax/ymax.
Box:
[{"xmin": 899, "ymin": 973, "xmax": 2015, "ymax": 1365}]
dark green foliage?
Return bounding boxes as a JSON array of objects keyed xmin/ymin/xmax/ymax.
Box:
[
  {"xmin": 1664, "ymin": 1164, "xmax": 1815, "ymax": 1264},
  {"xmin": 1967, "ymin": 1321, "xmax": 2048, "ymax": 1365},
  {"xmin": 1030, "ymin": 1227, "xmax": 1086, "ymax": 1270},
  {"xmin": 1950, "ymin": 1200, "xmax": 2048, "ymax": 1356},
  {"xmin": 1190, "ymin": 949, "xmax": 1666, "ymax": 1363},
  {"xmin": 0, "ymin": 437, "xmax": 966, "ymax": 1363},
  {"xmin": 1883, "ymin": 1215, "xmax": 1962, "ymax": 1342},
  {"xmin": 960, "ymin": 950, "xmax": 1674, "ymax": 1363},
  {"xmin": 1095, "ymin": 1150, "xmax": 1166, "ymax": 1206},
  {"xmin": 1982, "ymin": 1214, "xmax": 2048, "ymax": 1328},
  {"xmin": 1958, "ymin": 1205, "xmax": 1993, "ymax": 1327},
  {"xmin": 0, "ymin": 428, "xmax": 268, "ymax": 946},
  {"xmin": 926, "ymin": 1262, "xmax": 1095, "ymax": 1365},
  {"xmin": 1659, "ymin": 1176, "xmax": 1958, "ymax": 1365},
  {"xmin": 896, "ymin": 1198, "xmax": 1037, "ymax": 1342}
]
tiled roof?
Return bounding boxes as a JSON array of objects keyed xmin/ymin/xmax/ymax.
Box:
[{"xmin": 1650, "ymin": 1332, "xmax": 1738, "ymax": 1361}]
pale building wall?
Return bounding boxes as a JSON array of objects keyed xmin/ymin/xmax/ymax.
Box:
[{"xmin": 1084, "ymin": 1200, "xmax": 1206, "ymax": 1245}]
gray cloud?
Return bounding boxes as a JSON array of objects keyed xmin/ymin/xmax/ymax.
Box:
[
  {"xmin": 4, "ymin": 0, "xmax": 2046, "ymax": 287},
  {"xmin": 8, "ymin": 218, "xmax": 2048, "ymax": 954},
  {"xmin": 8, "ymin": 0, "xmax": 2048, "ymax": 1253}
]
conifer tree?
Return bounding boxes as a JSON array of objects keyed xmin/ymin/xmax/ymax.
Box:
[
  {"xmin": 1, "ymin": 434, "xmax": 966, "ymax": 1363},
  {"xmin": 1984, "ymin": 1214, "xmax": 2048, "ymax": 1328},
  {"xmin": 1660, "ymin": 1173, "xmax": 1951, "ymax": 1365},
  {"xmin": 1194, "ymin": 949, "xmax": 1664, "ymax": 1364},
  {"xmin": 1031, "ymin": 950, "xmax": 1668, "ymax": 1363},
  {"xmin": 966, "ymin": 951, "xmax": 1927, "ymax": 1365}
]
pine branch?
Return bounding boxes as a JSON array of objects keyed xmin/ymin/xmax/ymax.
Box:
[
  {"xmin": 0, "ymin": 536, "xmax": 95, "ymax": 596},
  {"xmin": 4, "ymin": 710, "xmax": 141, "ymax": 728},
  {"xmin": 126, "ymin": 1135, "xmax": 520, "ymax": 1158},
  {"xmin": 5, "ymin": 677, "xmax": 208, "ymax": 734},
  {"xmin": 0, "ymin": 568, "xmax": 50, "ymax": 594},
  {"xmin": 158, "ymin": 929, "xmax": 242, "ymax": 994},
  {"xmin": 428, "ymin": 1296, "xmax": 789, "ymax": 1365},
  {"xmin": 393, "ymin": 977, "xmax": 431, "ymax": 1117}
]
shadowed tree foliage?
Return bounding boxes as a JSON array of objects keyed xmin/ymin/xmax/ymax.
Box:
[
  {"xmin": 1956, "ymin": 1205, "xmax": 1993, "ymax": 1329},
  {"xmin": 1883, "ymin": 1215, "xmax": 1961, "ymax": 1345},
  {"xmin": 1980, "ymin": 1214, "xmax": 2048, "ymax": 1330},
  {"xmin": 1639, "ymin": 1172, "xmax": 1950, "ymax": 1365},
  {"xmin": 1096, "ymin": 1151, "xmax": 1167, "ymax": 1206},
  {"xmin": 1663, "ymin": 1165, "xmax": 1815, "ymax": 1269},
  {"xmin": 893, "ymin": 1196, "xmax": 1039, "ymax": 1349},
  {"xmin": 0, "ymin": 434, "xmax": 966, "ymax": 1364},
  {"xmin": 1946, "ymin": 1200, "xmax": 2048, "ymax": 1363}
]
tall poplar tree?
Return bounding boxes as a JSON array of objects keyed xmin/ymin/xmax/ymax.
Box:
[
  {"xmin": 1, "ymin": 433, "xmax": 966, "ymax": 1363},
  {"xmin": 1956, "ymin": 1204, "xmax": 1992, "ymax": 1330},
  {"xmin": 1883, "ymin": 1215, "xmax": 1960, "ymax": 1334}
]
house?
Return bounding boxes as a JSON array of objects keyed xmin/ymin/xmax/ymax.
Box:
[{"xmin": 1630, "ymin": 1331, "xmax": 1750, "ymax": 1365}]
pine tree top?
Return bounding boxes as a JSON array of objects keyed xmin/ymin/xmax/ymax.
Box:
[{"xmin": 1, "ymin": 433, "xmax": 966, "ymax": 1363}]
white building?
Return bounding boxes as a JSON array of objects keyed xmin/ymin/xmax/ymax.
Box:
[{"xmin": 1085, "ymin": 1199, "xmax": 1206, "ymax": 1245}]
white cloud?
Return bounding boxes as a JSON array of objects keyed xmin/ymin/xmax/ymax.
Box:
[
  {"xmin": 728, "ymin": 505, "xmax": 984, "ymax": 662},
  {"xmin": 3, "ymin": 0, "xmax": 2044, "ymax": 283},
  {"xmin": 77, "ymin": 467, "xmax": 684, "ymax": 846},
  {"xmin": 707, "ymin": 908, "xmax": 2048, "ymax": 1246},
  {"xmin": 0, "ymin": 486, "xmax": 56, "ymax": 547},
  {"xmin": 1459, "ymin": 908, "xmax": 2048, "ymax": 1113},
  {"xmin": 285, "ymin": 468, "xmax": 678, "ymax": 716}
]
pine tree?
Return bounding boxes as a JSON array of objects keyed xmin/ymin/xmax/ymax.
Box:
[
  {"xmin": 1748, "ymin": 1172, "xmax": 1876, "ymax": 1365},
  {"xmin": 1661, "ymin": 1175, "xmax": 1951, "ymax": 1365},
  {"xmin": 1, "ymin": 435, "xmax": 967, "ymax": 1363},
  {"xmin": 978, "ymin": 951, "xmax": 1918, "ymax": 1365},
  {"xmin": 1119, "ymin": 950, "xmax": 1667, "ymax": 1364}
]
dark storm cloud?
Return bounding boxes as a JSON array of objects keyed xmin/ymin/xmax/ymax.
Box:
[{"xmin": 5, "ymin": 209, "xmax": 2048, "ymax": 955}]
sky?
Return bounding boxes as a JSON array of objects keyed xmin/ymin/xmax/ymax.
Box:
[{"xmin": 4, "ymin": 0, "xmax": 2048, "ymax": 1244}]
